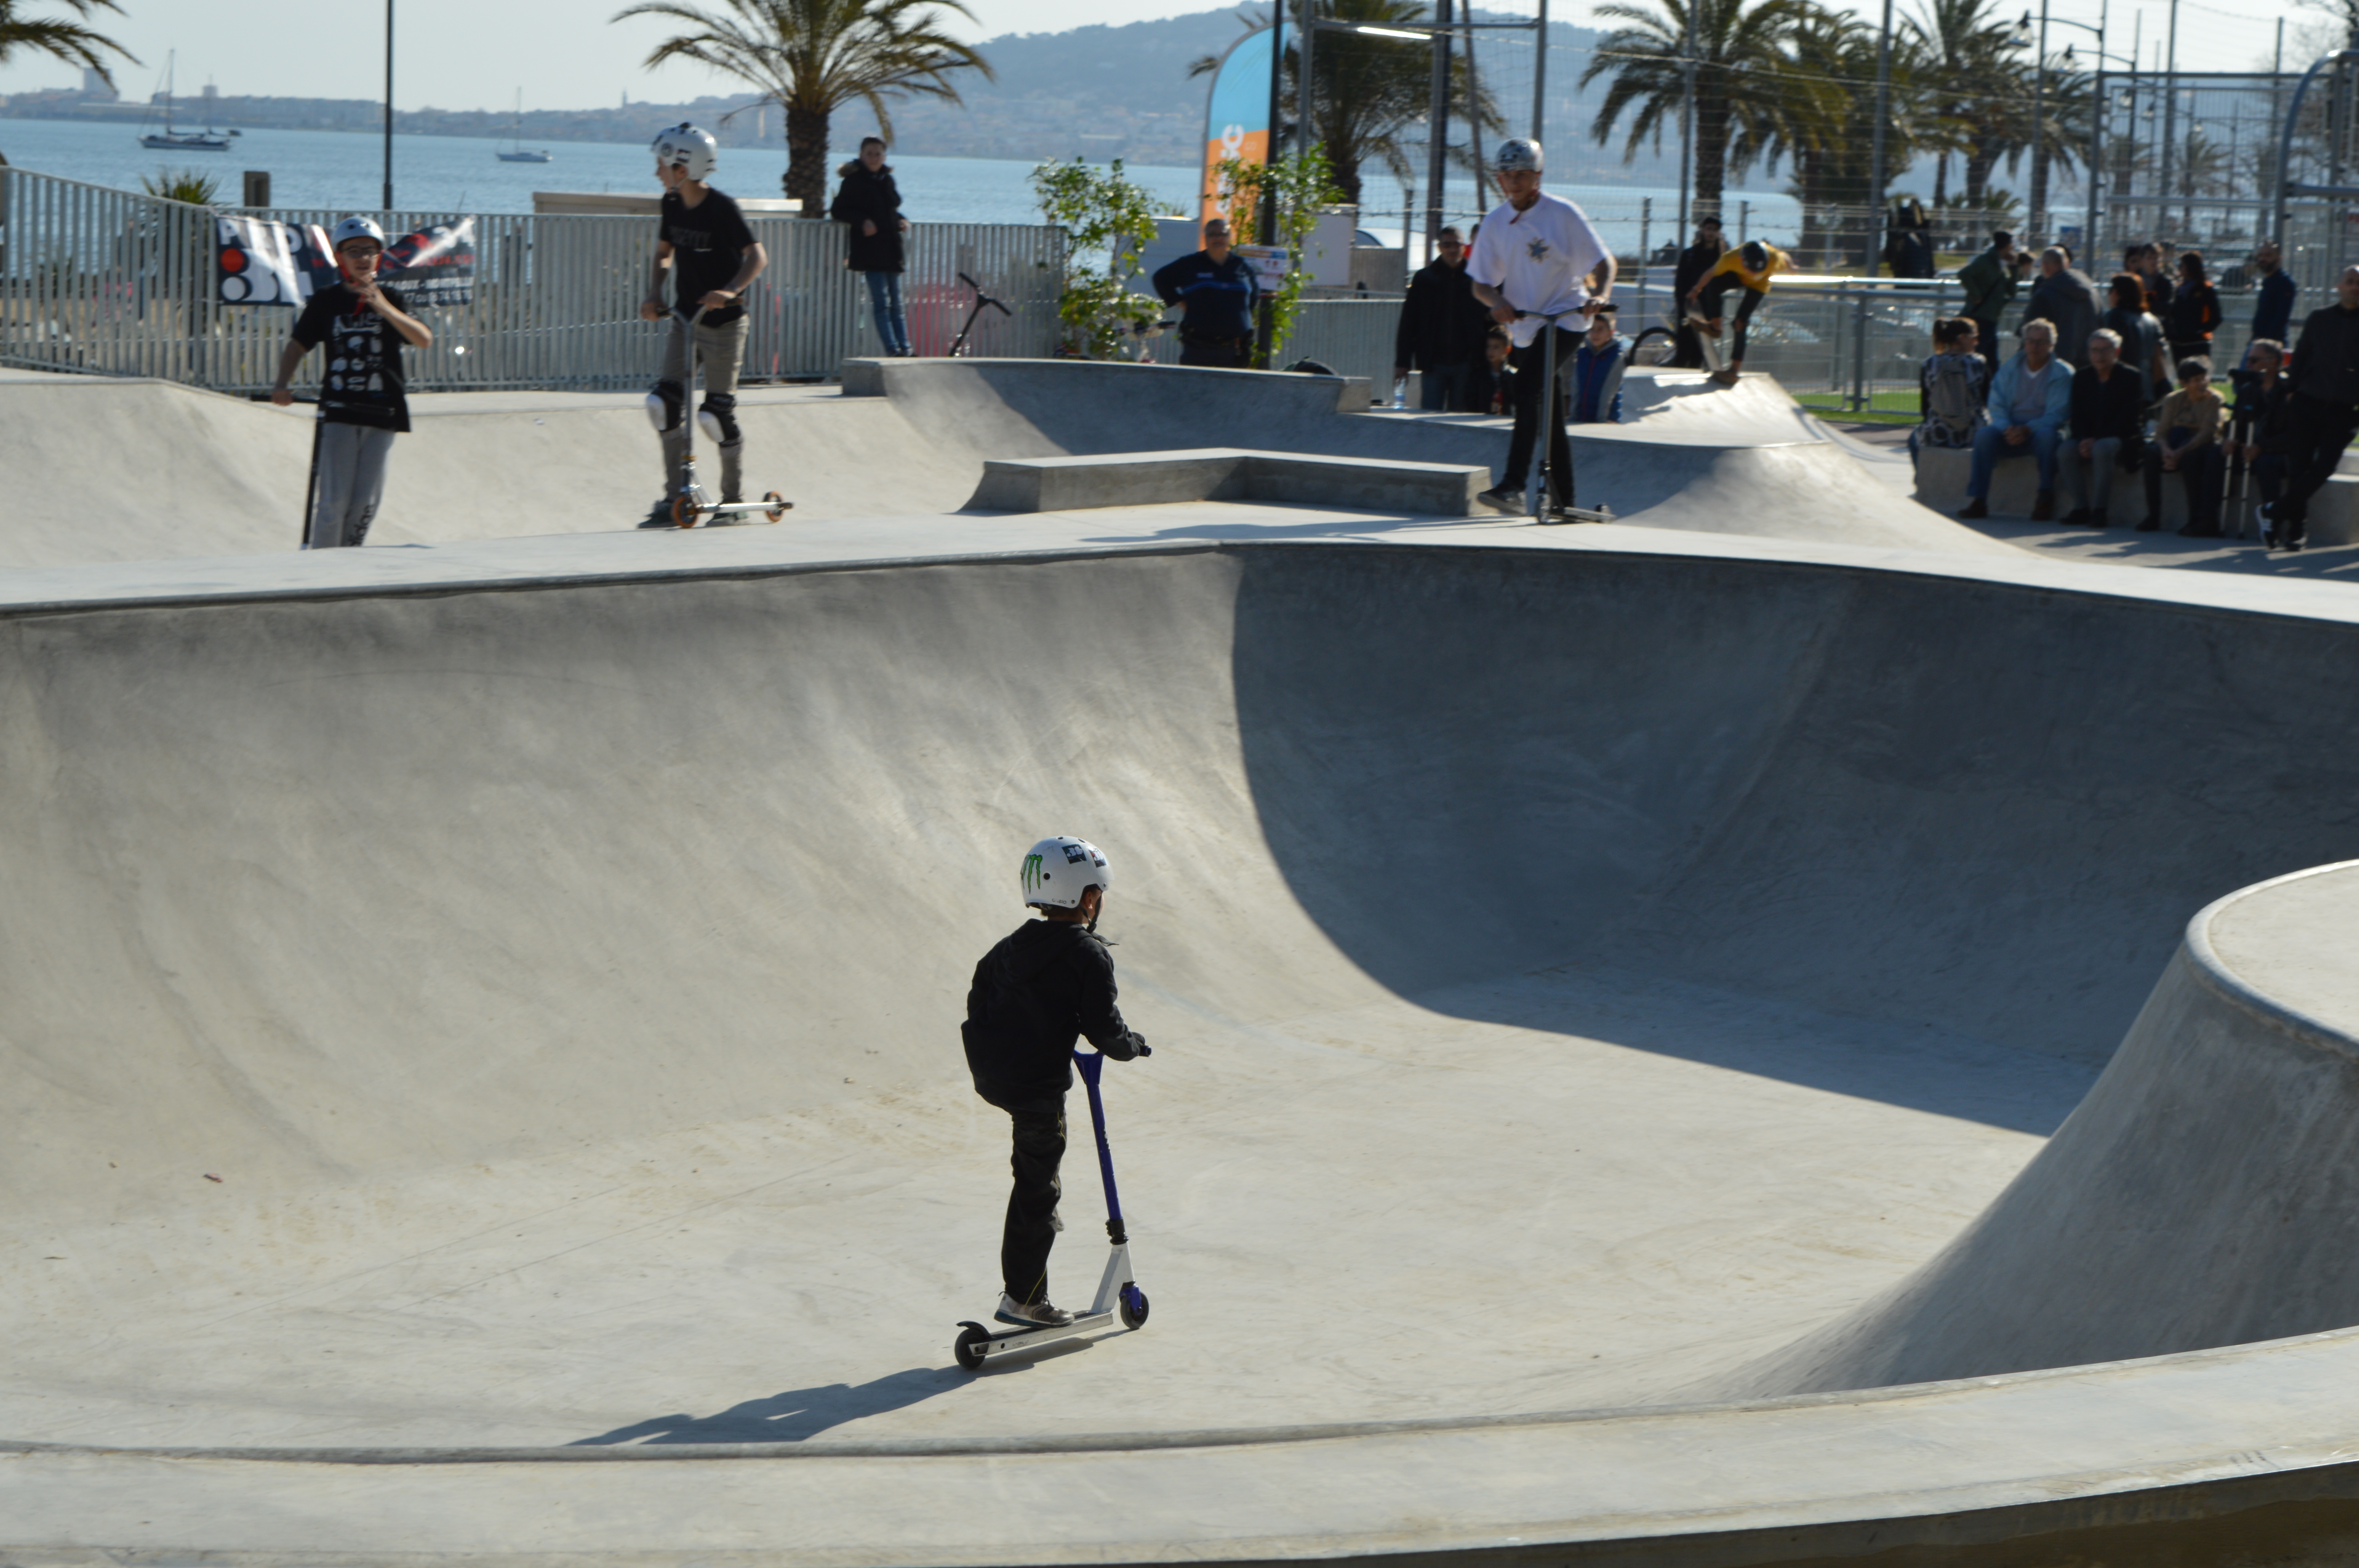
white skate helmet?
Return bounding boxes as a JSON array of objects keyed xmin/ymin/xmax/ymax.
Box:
[
  {"xmin": 1020, "ymin": 836, "xmax": 1111, "ymax": 910},
  {"xmin": 652, "ymin": 122, "xmax": 719, "ymax": 181},
  {"xmin": 1496, "ymin": 137, "xmax": 1543, "ymax": 172},
  {"xmin": 329, "ymin": 215, "xmax": 386, "ymax": 252}
]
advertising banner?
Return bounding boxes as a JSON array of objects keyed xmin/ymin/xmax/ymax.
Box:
[
  {"xmin": 217, "ymin": 216, "xmax": 478, "ymax": 307},
  {"xmin": 1198, "ymin": 25, "xmax": 1274, "ymax": 245}
]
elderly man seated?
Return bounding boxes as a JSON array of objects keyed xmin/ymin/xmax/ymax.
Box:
[{"xmin": 1958, "ymin": 318, "xmax": 2074, "ymax": 521}]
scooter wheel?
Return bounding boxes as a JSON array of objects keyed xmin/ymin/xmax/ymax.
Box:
[
  {"xmin": 1118, "ymin": 1284, "xmax": 1149, "ymax": 1330},
  {"xmin": 954, "ymin": 1324, "xmax": 990, "ymax": 1371},
  {"xmin": 763, "ymin": 489, "xmax": 791, "ymax": 522},
  {"xmin": 671, "ymin": 494, "xmax": 696, "ymax": 529}
]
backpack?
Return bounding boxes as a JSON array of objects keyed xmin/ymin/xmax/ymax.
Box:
[{"xmin": 1928, "ymin": 354, "xmax": 1981, "ymax": 439}]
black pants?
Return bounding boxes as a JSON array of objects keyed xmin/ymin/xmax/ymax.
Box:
[
  {"xmin": 2272, "ymin": 391, "xmax": 2359, "ymax": 536},
  {"xmin": 1966, "ymin": 318, "xmax": 2001, "ymax": 375},
  {"xmin": 2142, "ymin": 441, "xmax": 2223, "ymax": 529},
  {"xmin": 991, "ymin": 1095, "xmax": 1066, "ymax": 1304},
  {"xmin": 1502, "ymin": 327, "xmax": 1577, "ymax": 505},
  {"xmin": 1698, "ymin": 274, "xmax": 1766, "ymax": 365},
  {"xmin": 1178, "ymin": 335, "xmax": 1250, "ymax": 368},
  {"xmin": 1671, "ymin": 322, "xmax": 1707, "ymax": 368}
]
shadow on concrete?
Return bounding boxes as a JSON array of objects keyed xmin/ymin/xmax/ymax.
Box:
[{"xmin": 568, "ymin": 1366, "xmax": 978, "ymax": 1445}]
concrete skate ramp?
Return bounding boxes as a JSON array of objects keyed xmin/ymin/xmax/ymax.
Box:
[
  {"xmin": 1724, "ymin": 859, "xmax": 2359, "ymax": 1397},
  {"xmin": 0, "ymin": 360, "xmax": 2003, "ymax": 567},
  {"xmin": 16, "ymin": 535, "xmax": 2359, "ymax": 1561}
]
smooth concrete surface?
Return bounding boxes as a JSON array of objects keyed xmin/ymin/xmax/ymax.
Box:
[
  {"xmin": 13, "ymin": 506, "xmax": 2359, "ymax": 1560},
  {"xmin": 0, "ymin": 359, "xmax": 2009, "ymax": 568},
  {"xmin": 963, "ymin": 447, "xmax": 1485, "ymax": 514}
]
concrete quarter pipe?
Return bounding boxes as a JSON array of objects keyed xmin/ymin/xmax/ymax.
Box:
[{"xmin": 5, "ymin": 362, "xmax": 2359, "ymax": 1563}]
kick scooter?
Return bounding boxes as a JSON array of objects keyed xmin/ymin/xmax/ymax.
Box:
[
  {"xmin": 954, "ymin": 1049, "xmax": 1150, "ymax": 1370},
  {"xmin": 655, "ymin": 305, "xmax": 793, "ymax": 529},
  {"xmin": 947, "ymin": 271, "xmax": 1013, "ymax": 358},
  {"xmin": 1519, "ymin": 307, "xmax": 1616, "ymax": 527}
]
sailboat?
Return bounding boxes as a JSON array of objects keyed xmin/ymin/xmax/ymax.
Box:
[
  {"xmin": 496, "ymin": 91, "xmax": 552, "ymax": 163},
  {"xmin": 138, "ymin": 53, "xmax": 231, "ymax": 151}
]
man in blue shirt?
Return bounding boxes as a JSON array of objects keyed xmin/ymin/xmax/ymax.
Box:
[
  {"xmin": 2250, "ymin": 241, "xmax": 2297, "ymax": 347},
  {"xmin": 1152, "ymin": 218, "xmax": 1260, "ymax": 368}
]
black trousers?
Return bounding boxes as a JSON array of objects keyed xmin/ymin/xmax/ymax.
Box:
[
  {"xmin": 1671, "ymin": 322, "xmax": 1707, "ymax": 368},
  {"xmin": 2142, "ymin": 441, "xmax": 2224, "ymax": 529},
  {"xmin": 1178, "ymin": 335, "xmax": 1251, "ymax": 368},
  {"xmin": 1502, "ymin": 327, "xmax": 1578, "ymax": 505},
  {"xmin": 2272, "ymin": 391, "xmax": 2359, "ymax": 535},
  {"xmin": 992, "ymin": 1095, "xmax": 1066, "ymax": 1304},
  {"xmin": 1698, "ymin": 274, "xmax": 1766, "ymax": 365}
]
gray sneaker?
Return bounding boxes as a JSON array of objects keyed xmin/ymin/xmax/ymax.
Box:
[
  {"xmin": 995, "ymin": 1294, "xmax": 1074, "ymax": 1329},
  {"xmin": 637, "ymin": 499, "xmax": 678, "ymax": 530},
  {"xmin": 1475, "ymin": 485, "xmax": 1525, "ymax": 512}
]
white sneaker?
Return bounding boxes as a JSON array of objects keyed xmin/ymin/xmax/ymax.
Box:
[{"xmin": 995, "ymin": 1294, "xmax": 1074, "ymax": 1329}]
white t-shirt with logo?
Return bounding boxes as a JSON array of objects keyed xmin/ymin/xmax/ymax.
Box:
[{"xmin": 1467, "ymin": 191, "xmax": 1610, "ymax": 348}]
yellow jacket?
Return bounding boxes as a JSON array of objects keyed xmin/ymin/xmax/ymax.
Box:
[{"xmin": 1702, "ymin": 245, "xmax": 1794, "ymax": 293}]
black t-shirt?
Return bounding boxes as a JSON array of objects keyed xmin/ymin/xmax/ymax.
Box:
[
  {"xmin": 293, "ymin": 284, "xmax": 411, "ymax": 432},
  {"xmin": 660, "ymin": 187, "xmax": 758, "ymax": 326}
]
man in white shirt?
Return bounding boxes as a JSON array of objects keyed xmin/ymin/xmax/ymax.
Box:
[{"xmin": 1466, "ymin": 137, "xmax": 1616, "ymax": 515}]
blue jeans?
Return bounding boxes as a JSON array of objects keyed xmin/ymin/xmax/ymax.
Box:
[
  {"xmin": 1968, "ymin": 423, "xmax": 2060, "ymax": 497},
  {"xmin": 1419, "ymin": 363, "xmax": 1470, "ymax": 411},
  {"xmin": 863, "ymin": 270, "xmax": 910, "ymax": 357}
]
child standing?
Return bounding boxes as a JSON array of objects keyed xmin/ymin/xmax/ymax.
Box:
[
  {"xmin": 269, "ymin": 216, "xmax": 433, "ymax": 549},
  {"xmin": 638, "ymin": 123, "xmax": 769, "ymax": 528},
  {"xmin": 961, "ymin": 837, "xmax": 1150, "ymax": 1329}
]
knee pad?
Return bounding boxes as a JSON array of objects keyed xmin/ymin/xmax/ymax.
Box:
[
  {"xmin": 645, "ymin": 379, "xmax": 684, "ymax": 434},
  {"xmin": 697, "ymin": 392, "xmax": 739, "ymax": 446}
]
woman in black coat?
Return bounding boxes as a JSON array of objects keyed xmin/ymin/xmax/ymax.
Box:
[
  {"xmin": 2165, "ymin": 250, "xmax": 2221, "ymax": 370},
  {"xmin": 829, "ymin": 136, "xmax": 911, "ymax": 356}
]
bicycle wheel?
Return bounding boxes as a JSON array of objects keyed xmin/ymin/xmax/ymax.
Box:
[{"xmin": 1630, "ymin": 326, "xmax": 1679, "ymax": 367}]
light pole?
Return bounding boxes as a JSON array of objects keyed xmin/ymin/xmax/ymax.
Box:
[
  {"xmin": 1865, "ymin": 0, "xmax": 1894, "ymax": 271},
  {"xmin": 2044, "ymin": 2, "xmax": 2116, "ymax": 249},
  {"xmin": 382, "ymin": 0, "xmax": 394, "ymax": 211}
]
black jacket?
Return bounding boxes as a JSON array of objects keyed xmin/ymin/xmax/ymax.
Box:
[
  {"xmin": 1464, "ymin": 358, "xmax": 1515, "ymax": 416},
  {"xmin": 1672, "ymin": 239, "xmax": 1719, "ymax": 302},
  {"xmin": 2023, "ymin": 267, "xmax": 2098, "ymax": 362},
  {"xmin": 2292, "ymin": 303, "xmax": 2359, "ymax": 407},
  {"xmin": 2070, "ymin": 363, "xmax": 2145, "ymax": 445},
  {"xmin": 2165, "ymin": 281, "xmax": 2221, "ymax": 348},
  {"xmin": 1393, "ymin": 258, "xmax": 1486, "ymax": 371},
  {"xmin": 829, "ymin": 162, "xmax": 905, "ymax": 273},
  {"xmin": 1152, "ymin": 249, "xmax": 1259, "ymax": 341},
  {"xmin": 962, "ymin": 920, "xmax": 1145, "ymax": 1106}
]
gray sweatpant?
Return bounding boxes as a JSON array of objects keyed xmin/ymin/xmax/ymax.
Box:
[
  {"xmin": 308, "ymin": 422, "xmax": 397, "ymax": 550},
  {"xmin": 658, "ymin": 312, "xmax": 749, "ymax": 501},
  {"xmin": 2065, "ymin": 436, "xmax": 2124, "ymax": 514}
]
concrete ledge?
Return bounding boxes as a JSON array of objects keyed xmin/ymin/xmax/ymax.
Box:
[
  {"xmin": 841, "ymin": 357, "xmax": 1375, "ymax": 412},
  {"xmin": 1916, "ymin": 441, "xmax": 2359, "ymax": 537},
  {"xmin": 964, "ymin": 447, "xmax": 1488, "ymax": 515}
]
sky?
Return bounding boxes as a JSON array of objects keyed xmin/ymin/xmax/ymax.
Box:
[{"xmin": 0, "ymin": 0, "xmax": 2315, "ymax": 114}]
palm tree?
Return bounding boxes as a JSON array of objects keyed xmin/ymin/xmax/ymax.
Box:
[
  {"xmin": 613, "ymin": 0, "xmax": 992, "ymax": 212},
  {"xmin": 1901, "ymin": 0, "xmax": 2017, "ymax": 209},
  {"xmin": 1762, "ymin": 6, "xmax": 1879, "ymax": 258},
  {"xmin": 0, "ymin": 0, "xmax": 134, "ymax": 89},
  {"xmin": 1189, "ymin": 1, "xmax": 1499, "ymax": 207},
  {"xmin": 1579, "ymin": 0, "xmax": 1817, "ymax": 221}
]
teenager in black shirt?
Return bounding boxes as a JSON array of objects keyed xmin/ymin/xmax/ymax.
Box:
[
  {"xmin": 269, "ymin": 216, "xmax": 433, "ymax": 549},
  {"xmin": 638, "ymin": 123, "xmax": 769, "ymax": 527}
]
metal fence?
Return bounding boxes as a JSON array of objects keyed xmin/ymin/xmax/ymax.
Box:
[{"xmin": 0, "ymin": 167, "xmax": 1064, "ymax": 392}]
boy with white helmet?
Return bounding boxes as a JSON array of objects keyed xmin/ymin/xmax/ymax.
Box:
[
  {"xmin": 269, "ymin": 216, "xmax": 434, "ymax": 548},
  {"xmin": 638, "ymin": 123, "xmax": 769, "ymax": 527},
  {"xmin": 961, "ymin": 836, "xmax": 1151, "ymax": 1329},
  {"xmin": 1465, "ymin": 137, "xmax": 1614, "ymax": 517}
]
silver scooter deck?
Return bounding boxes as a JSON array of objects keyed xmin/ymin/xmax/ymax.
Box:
[{"xmin": 954, "ymin": 1240, "xmax": 1144, "ymax": 1369}]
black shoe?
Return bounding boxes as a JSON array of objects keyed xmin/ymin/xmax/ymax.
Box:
[
  {"xmin": 2286, "ymin": 535, "xmax": 2306, "ymax": 552},
  {"xmin": 2062, "ymin": 507, "xmax": 2091, "ymax": 526},
  {"xmin": 2134, "ymin": 517, "xmax": 2161, "ymax": 531},
  {"xmin": 638, "ymin": 499, "xmax": 677, "ymax": 529},
  {"xmin": 1475, "ymin": 485, "xmax": 1525, "ymax": 512},
  {"xmin": 2177, "ymin": 521, "xmax": 2222, "ymax": 538},
  {"xmin": 2088, "ymin": 510, "xmax": 2110, "ymax": 528}
]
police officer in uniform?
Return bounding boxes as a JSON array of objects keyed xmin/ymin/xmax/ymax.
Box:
[{"xmin": 1153, "ymin": 217, "xmax": 1260, "ymax": 368}]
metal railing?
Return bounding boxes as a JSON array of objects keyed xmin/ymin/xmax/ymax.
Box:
[{"xmin": 0, "ymin": 167, "xmax": 1065, "ymax": 392}]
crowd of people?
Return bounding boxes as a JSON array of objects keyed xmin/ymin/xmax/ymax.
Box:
[{"xmin": 1917, "ymin": 229, "xmax": 2342, "ymax": 551}]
